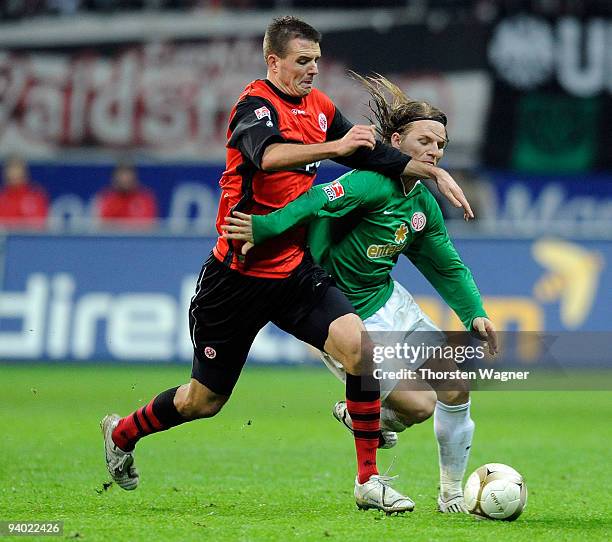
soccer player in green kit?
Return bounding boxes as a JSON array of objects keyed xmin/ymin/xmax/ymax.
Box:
[{"xmin": 222, "ymin": 74, "xmax": 498, "ymax": 513}]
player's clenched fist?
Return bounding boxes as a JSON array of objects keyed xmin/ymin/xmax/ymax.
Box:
[{"xmin": 334, "ymin": 124, "xmax": 377, "ymax": 156}]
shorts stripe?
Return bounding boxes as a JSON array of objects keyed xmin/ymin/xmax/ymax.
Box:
[{"xmin": 190, "ymin": 264, "xmax": 208, "ymax": 351}]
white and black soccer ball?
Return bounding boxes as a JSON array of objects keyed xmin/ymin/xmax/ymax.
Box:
[{"xmin": 464, "ymin": 463, "xmax": 528, "ymax": 521}]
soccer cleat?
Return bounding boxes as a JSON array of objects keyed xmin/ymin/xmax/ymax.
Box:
[
  {"xmin": 332, "ymin": 401, "xmax": 398, "ymax": 449},
  {"xmin": 437, "ymin": 494, "xmax": 469, "ymax": 513},
  {"xmin": 354, "ymin": 475, "xmax": 415, "ymax": 514},
  {"xmin": 100, "ymin": 414, "xmax": 139, "ymax": 491}
]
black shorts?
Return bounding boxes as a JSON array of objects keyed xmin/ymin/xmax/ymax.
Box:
[{"xmin": 189, "ymin": 251, "xmax": 356, "ymax": 396}]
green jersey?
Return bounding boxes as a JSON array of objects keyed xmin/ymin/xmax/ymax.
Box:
[{"xmin": 252, "ymin": 169, "xmax": 487, "ymax": 328}]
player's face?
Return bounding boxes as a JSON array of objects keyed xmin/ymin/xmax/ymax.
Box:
[
  {"xmin": 267, "ymin": 38, "xmax": 321, "ymax": 97},
  {"xmin": 392, "ymin": 120, "xmax": 447, "ymax": 166}
]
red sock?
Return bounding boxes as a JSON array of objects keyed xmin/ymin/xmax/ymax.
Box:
[
  {"xmin": 346, "ymin": 398, "xmax": 380, "ymax": 484},
  {"xmin": 112, "ymin": 386, "xmax": 185, "ymax": 451}
]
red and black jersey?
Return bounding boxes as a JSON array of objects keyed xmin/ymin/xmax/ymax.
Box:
[
  {"xmin": 0, "ymin": 183, "xmax": 48, "ymax": 229},
  {"xmin": 96, "ymin": 187, "xmax": 158, "ymax": 226},
  {"xmin": 213, "ymin": 79, "xmax": 410, "ymax": 278}
]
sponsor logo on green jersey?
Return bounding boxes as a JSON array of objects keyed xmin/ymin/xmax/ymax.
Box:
[
  {"xmin": 367, "ymin": 223, "xmax": 409, "ymax": 259},
  {"xmin": 394, "ymin": 223, "xmax": 409, "ymax": 243}
]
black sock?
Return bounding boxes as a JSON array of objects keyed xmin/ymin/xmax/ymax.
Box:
[
  {"xmin": 151, "ymin": 386, "xmax": 187, "ymax": 427},
  {"xmin": 346, "ymin": 372, "xmax": 380, "ymax": 402}
]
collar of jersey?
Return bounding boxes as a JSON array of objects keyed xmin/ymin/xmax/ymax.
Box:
[
  {"xmin": 402, "ymin": 179, "xmax": 422, "ymax": 198},
  {"xmin": 264, "ymin": 79, "xmax": 303, "ymax": 105}
]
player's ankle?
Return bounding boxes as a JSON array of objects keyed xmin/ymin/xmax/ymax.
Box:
[
  {"xmin": 440, "ymin": 484, "xmax": 463, "ymax": 500},
  {"xmin": 357, "ymin": 473, "xmax": 376, "ymax": 484},
  {"xmin": 111, "ymin": 424, "xmax": 135, "ymax": 452}
]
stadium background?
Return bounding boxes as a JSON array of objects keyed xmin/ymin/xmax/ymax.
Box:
[
  {"xmin": 1, "ymin": 0, "xmax": 610, "ymax": 363},
  {"xmin": 1, "ymin": 2, "xmax": 611, "ymax": 540}
]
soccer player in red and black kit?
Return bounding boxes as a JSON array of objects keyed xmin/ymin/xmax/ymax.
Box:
[{"xmin": 101, "ymin": 16, "xmax": 473, "ymax": 513}]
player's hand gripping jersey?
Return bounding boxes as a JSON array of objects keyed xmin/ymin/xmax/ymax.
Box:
[
  {"xmin": 213, "ymin": 79, "xmax": 410, "ymax": 278},
  {"xmin": 252, "ymin": 170, "xmax": 487, "ymax": 327}
]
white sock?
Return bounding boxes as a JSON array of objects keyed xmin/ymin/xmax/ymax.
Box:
[
  {"xmin": 434, "ymin": 400, "xmax": 475, "ymax": 499},
  {"xmin": 381, "ymin": 406, "xmax": 407, "ymax": 433}
]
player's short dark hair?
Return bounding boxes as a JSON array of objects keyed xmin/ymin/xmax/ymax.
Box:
[{"xmin": 263, "ymin": 16, "xmax": 322, "ymax": 60}]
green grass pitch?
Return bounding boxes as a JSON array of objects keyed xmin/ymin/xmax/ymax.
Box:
[{"xmin": 1, "ymin": 364, "xmax": 611, "ymax": 541}]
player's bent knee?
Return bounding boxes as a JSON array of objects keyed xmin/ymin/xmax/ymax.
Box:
[
  {"xmin": 325, "ymin": 313, "xmax": 371, "ymax": 376},
  {"xmin": 196, "ymin": 399, "xmax": 225, "ymax": 419},
  {"xmin": 343, "ymin": 345, "xmax": 367, "ymax": 375},
  {"xmin": 394, "ymin": 390, "xmax": 436, "ymax": 425},
  {"xmin": 178, "ymin": 396, "xmax": 226, "ymax": 420},
  {"xmin": 176, "ymin": 380, "xmax": 229, "ymax": 420},
  {"xmin": 412, "ymin": 393, "xmax": 437, "ymax": 423}
]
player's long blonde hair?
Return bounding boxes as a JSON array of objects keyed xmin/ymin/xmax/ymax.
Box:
[{"xmin": 351, "ymin": 72, "xmax": 448, "ymax": 144}]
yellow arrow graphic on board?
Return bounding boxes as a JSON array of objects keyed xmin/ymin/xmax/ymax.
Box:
[{"xmin": 532, "ymin": 239, "xmax": 604, "ymax": 329}]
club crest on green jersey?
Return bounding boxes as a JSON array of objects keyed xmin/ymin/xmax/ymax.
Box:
[{"xmin": 410, "ymin": 211, "xmax": 427, "ymax": 232}]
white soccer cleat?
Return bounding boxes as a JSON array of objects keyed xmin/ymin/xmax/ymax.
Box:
[
  {"xmin": 437, "ymin": 493, "xmax": 469, "ymax": 513},
  {"xmin": 100, "ymin": 414, "xmax": 139, "ymax": 491},
  {"xmin": 332, "ymin": 401, "xmax": 398, "ymax": 449},
  {"xmin": 355, "ymin": 475, "xmax": 415, "ymax": 514}
]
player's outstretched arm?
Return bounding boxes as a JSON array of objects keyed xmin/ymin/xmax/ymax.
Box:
[
  {"xmin": 323, "ymin": 108, "xmax": 474, "ymax": 219},
  {"xmin": 260, "ymin": 125, "xmax": 376, "ymax": 171},
  {"xmin": 404, "ymin": 194, "xmax": 487, "ymax": 334},
  {"xmin": 222, "ymin": 186, "xmax": 330, "ymax": 248},
  {"xmin": 222, "ymin": 173, "xmax": 386, "ymax": 253},
  {"xmin": 402, "ymin": 161, "xmax": 474, "ymax": 220}
]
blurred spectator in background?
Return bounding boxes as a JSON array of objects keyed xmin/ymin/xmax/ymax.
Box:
[
  {"xmin": 0, "ymin": 156, "xmax": 49, "ymax": 229},
  {"xmin": 95, "ymin": 163, "xmax": 158, "ymax": 229}
]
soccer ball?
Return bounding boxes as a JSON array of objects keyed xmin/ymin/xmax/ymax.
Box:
[{"xmin": 464, "ymin": 463, "xmax": 527, "ymax": 521}]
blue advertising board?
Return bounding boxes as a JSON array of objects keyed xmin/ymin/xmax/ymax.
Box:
[
  {"xmin": 29, "ymin": 162, "xmax": 350, "ymax": 232},
  {"xmin": 0, "ymin": 234, "xmax": 610, "ymax": 363},
  {"xmin": 24, "ymin": 163, "xmax": 612, "ymax": 237}
]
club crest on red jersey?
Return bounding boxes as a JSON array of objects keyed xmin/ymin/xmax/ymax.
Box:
[
  {"xmin": 254, "ymin": 106, "xmax": 271, "ymax": 120},
  {"xmin": 323, "ymin": 180, "xmax": 345, "ymax": 201},
  {"xmin": 204, "ymin": 346, "xmax": 217, "ymax": 359},
  {"xmin": 410, "ymin": 211, "xmax": 426, "ymax": 232},
  {"xmin": 318, "ymin": 112, "xmax": 328, "ymax": 132}
]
